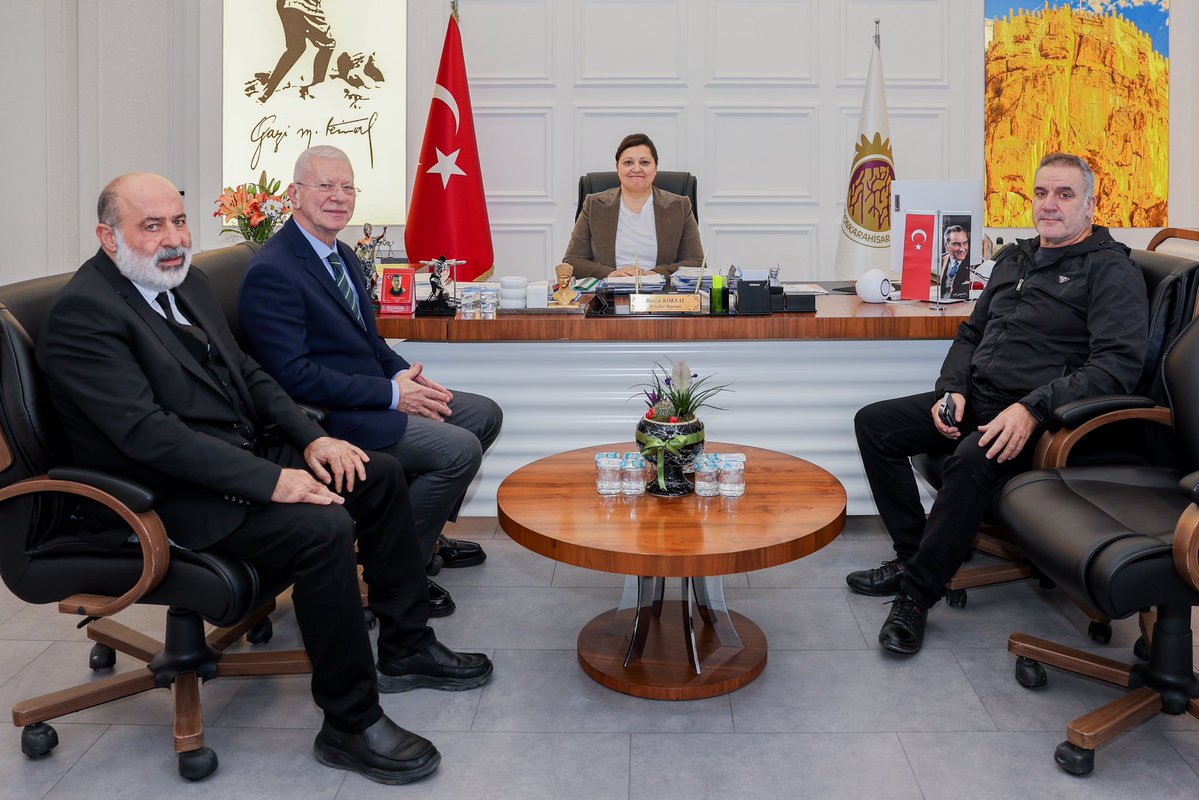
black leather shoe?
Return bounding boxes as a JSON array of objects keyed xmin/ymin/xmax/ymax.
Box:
[
  {"xmin": 313, "ymin": 714, "xmax": 440, "ymax": 785},
  {"xmin": 425, "ymin": 552, "xmax": 444, "ymax": 576},
  {"xmin": 438, "ymin": 534, "xmax": 487, "ymax": 568},
  {"xmin": 846, "ymin": 558, "xmax": 906, "ymax": 596},
  {"xmin": 378, "ymin": 640, "xmax": 494, "ymax": 693},
  {"xmin": 878, "ymin": 593, "xmax": 927, "ymax": 655},
  {"xmin": 427, "ymin": 579, "xmax": 455, "ymax": 618}
]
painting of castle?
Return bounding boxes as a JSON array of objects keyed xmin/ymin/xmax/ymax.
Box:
[{"xmin": 985, "ymin": 1, "xmax": 1169, "ymax": 227}]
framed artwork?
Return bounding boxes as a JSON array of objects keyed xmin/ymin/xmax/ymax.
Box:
[
  {"xmin": 222, "ymin": 0, "xmax": 407, "ymax": 224},
  {"xmin": 380, "ymin": 266, "xmax": 415, "ymax": 315},
  {"xmin": 984, "ymin": 2, "xmax": 1169, "ymax": 227}
]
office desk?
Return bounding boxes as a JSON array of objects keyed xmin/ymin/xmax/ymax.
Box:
[
  {"xmin": 498, "ymin": 442, "xmax": 846, "ymax": 699},
  {"xmin": 376, "ymin": 296, "xmax": 972, "ymax": 516}
]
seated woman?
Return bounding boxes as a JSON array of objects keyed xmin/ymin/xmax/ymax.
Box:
[{"xmin": 564, "ymin": 133, "xmax": 704, "ymax": 279}]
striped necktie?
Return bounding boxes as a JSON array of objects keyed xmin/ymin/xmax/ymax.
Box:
[{"xmin": 327, "ymin": 250, "xmax": 365, "ymax": 328}]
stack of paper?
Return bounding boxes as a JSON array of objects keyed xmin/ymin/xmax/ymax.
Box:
[{"xmin": 602, "ymin": 274, "xmax": 666, "ymax": 293}]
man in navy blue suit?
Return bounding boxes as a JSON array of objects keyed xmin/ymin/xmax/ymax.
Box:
[{"xmin": 239, "ymin": 146, "xmax": 502, "ymax": 618}]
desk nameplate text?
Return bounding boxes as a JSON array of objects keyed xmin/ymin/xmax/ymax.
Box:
[{"xmin": 628, "ymin": 294, "xmax": 703, "ymax": 314}]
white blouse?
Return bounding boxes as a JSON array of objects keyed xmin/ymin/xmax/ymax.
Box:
[{"xmin": 614, "ymin": 195, "xmax": 658, "ymax": 268}]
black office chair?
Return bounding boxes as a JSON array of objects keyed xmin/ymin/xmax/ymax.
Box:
[
  {"xmin": 996, "ymin": 314, "xmax": 1199, "ymax": 776},
  {"xmin": 576, "ymin": 171, "xmax": 698, "ymax": 222},
  {"xmin": 0, "ymin": 244, "xmax": 311, "ymax": 781},
  {"xmin": 911, "ymin": 248, "xmax": 1199, "ymax": 638}
]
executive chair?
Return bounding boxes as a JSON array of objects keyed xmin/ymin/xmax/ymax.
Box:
[
  {"xmin": 0, "ymin": 244, "xmax": 311, "ymax": 781},
  {"xmin": 910, "ymin": 248, "xmax": 1199, "ymax": 640},
  {"xmin": 575, "ymin": 171, "xmax": 699, "ymax": 222},
  {"xmin": 996, "ymin": 314, "xmax": 1199, "ymax": 776},
  {"xmin": 1148, "ymin": 226, "xmax": 1199, "ymax": 261}
]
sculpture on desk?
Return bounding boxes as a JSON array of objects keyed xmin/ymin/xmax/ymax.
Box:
[
  {"xmin": 415, "ymin": 257, "xmax": 465, "ymax": 316},
  {"xmin": 354, "ymin": 223, "xmax": 389, "ymax": 300},
  {"xmin": 552, "ymin": 263, "xmax": 579, "ymax": 306}
]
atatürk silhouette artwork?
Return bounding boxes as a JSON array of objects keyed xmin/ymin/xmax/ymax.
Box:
[{"xmin": 247, "ymin": 0, "xmax": 386, "ymax": 105}]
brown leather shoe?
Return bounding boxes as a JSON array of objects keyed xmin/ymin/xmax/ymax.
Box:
[{"xmin": 313, "ymin": 714, "xmax": 440, "ymax": 784}]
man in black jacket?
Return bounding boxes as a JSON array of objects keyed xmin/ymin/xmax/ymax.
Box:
[{"xmin": 845, "ymin": 153, "xmax": 1149, "ymax": 654}]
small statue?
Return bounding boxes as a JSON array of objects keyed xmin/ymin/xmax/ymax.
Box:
[
  {"xmin": 355, "ymin": 223, "xmax": 388, "ymax": 297},
  {"xmin": 553, "ymin": 263, "xmax": 579, "ymax": 306},
  {"xmin": 415, "ymin": 257, "xmax": 466, "ymax": 316}
]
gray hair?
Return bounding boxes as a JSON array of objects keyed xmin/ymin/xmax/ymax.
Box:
[
  {"xmin": 294, "ymin": 145, "xmax": 352, "ymax": 182},
  {"xmin": 97, "ymin": 173, "xmax": 134, "ymax": 226},
  {"xmin": 1038, "ymin": 152, "xmax": 1096, "ymax": 201},
  {"xmin": 943, "ymin": 224, "xmax": 967, "ymax": 243}
]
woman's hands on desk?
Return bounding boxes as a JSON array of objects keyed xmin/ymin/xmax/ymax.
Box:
[
  {"xmin": 609, "ymin": 266, "xmax": 656, "ymax": 277},
  {"xmin": 396, "ymin": 361, "xmax": 453, "ymax": 421}
]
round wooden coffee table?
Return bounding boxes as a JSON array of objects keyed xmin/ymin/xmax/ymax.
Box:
[{"xmin": 497, "ymin": 442, "xmax": 846, "ymax": 700}]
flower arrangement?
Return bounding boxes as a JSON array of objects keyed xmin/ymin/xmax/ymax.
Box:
[
  {"xmin": 214, "ymin": 171, "xmax": 290, "ymax": 242},
  {"xmin": 635, "ymin": 360, "xmax": 731, "ymax": 423}
]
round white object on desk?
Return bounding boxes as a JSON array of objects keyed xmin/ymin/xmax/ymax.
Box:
[
  {"xmin": 499, "ymin": 296, "xmax": 526, "ymax": 309},
  {"xmin": 855, "ymin": 269, "xmax": 892, "ymax": 304},
  {"xmin": 500, "ymin": 276, "xmax": 529, "ymax": 289},
  {"xmin": 499, "ymin": 287, "xmax": 526, "ymax": 300}
]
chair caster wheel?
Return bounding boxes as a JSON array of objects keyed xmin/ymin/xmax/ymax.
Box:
[
  {"xmin": 1038, "ymin": 575, "xmax": 1056, "ymax": 590},
  {"xmin": 178, "ymin": 746, "xmax": 219, "ymax": 781},
  {"xmin": 1015, "ymin": 656, "xmax": 1047, "ymax": 689},
  {"xmin": 1054, "ymin": 741, "xmax": 1094, "ymax": 776},
  {"xmin": 21, "ymin": 723, "xmax": 58, "ymax": 759},
  {"xmin": 426, "ymin": 553, "xmax": 443, "ymax": 577},
  {"xmin": 1133, "ymin": 636, "xmax": 1150, "ymax": 661},
  {"xmin": 946, "ymin": 589, "xmax": 967, "ymax": 608},
  {"xmin": 89, "ymin": 643, "xmax": 116, "ymax": 670},
  {"xmin": 363, "ymin": 608, "xmax": 377, "ymax": 630},
  {"xmin": 1087, "ymin": 621, "xmax": 1112, "ymax": 644},
  {"xmin": 246, "ymin": 618, "xmax": 273, "ymax": 644}
]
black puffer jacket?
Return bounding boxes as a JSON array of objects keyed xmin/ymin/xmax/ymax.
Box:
[{"xmin": 935, "ymin": 226, "xmax": 1148, "ymax": 422}]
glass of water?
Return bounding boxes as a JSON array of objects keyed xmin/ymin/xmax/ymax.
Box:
[
  {"xmin": 460, "ymin": 287, "xmax": 481, "ymax": 319},
  {"xmin": 480, "ymin": 287, "xmax": 499, "ymax": 319},
  {"xmin": 718, "ymin": 459, "xmax": 745, "ymax": 497},
  {"xmin": 622, "ymin": 456, "xmax": 647, "ymax": 496},
  {"xmin": 596, "ymin": 456, "xmax": 622, "ymax": 495},
  {"xmin": 693, "ymin": 456, "xmax": 719, "ymax": 497}
]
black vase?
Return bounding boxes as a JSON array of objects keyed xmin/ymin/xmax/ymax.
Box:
[{"xmin": 635, "ymin": 416, "xmax": 706, "ymax": 497}]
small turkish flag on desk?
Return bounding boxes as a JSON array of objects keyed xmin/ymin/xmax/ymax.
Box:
[
  {"xmin": 405, "ymin": 14, "xmax": 494, "ymax": 282},
  {"xmin": 900, "ymin": 213, "xmax": 936, "ymax": 301}
]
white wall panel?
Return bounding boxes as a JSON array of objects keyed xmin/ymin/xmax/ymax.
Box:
[
  {"xmin": 461, "ymin": 0, "xmax": 554, "ymax": 87},
  {"xmin": 837, "ymin": 0, "xmax": 949, "ymax": 88},
  {"xmin": 490, "ymin": 220, "xmax": 558, "ymax": 281},
  {"xmin": 705, "ymin": 105, "xmax": 819, "ymax": 205},
  {"xmin": 394, "ymin": 339, "xmax": 948, "ymax": 516},
  {"xmin": 705, "ymin": 0, "xmax": 819, "ymax": 87},
  {"xmin": 576, "ymin": 0, "xmax": 687, "ymax": 86},
  {"xmin": 705, "ymin": 221, "xmax": 819, "ymax": 280},
  {"xmin": 474, "ymin": 105, "xmax": 555, "ymax": 204},
  {"xmin": 574, "ymin": 105, "xmax": 688, "ymax": 177}
]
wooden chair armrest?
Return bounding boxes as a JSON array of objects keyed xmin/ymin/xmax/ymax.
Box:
[
  {"xmin": 1034, "ymin": 406, "xmax": 1173, "ymax": 469},
  {"xmin": 0, "ymin": 475, "xmax": 171, "ymax": 617},
  {"xmin": 1173, "ymin": 504, "xmax": 1199, "ymax": 594}
]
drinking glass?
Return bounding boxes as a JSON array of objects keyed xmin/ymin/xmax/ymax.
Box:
[
  {"xmin": 718, "ymin": 459, "xmax": 746, "ymax": 497},
  {"xmin": 596, "ymin": 456, "xmax": 622, "ymax": 496},
  {"xmin": 693, "ymin": 456, "xmax": 719, "ymax": 497},
  {"xmin": 622, "ymin": 456, "xmax": 648, "ymax": 496},
  {"xmin": 480, "ymin": 288, "xmax": 499, "ymax": 319}
]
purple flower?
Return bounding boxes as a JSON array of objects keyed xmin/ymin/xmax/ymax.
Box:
[{"xmin": 664, "ymin": 377, "xmax": 672, "ymax": 386}]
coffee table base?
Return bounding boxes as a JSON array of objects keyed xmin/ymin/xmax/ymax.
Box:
[{"xmin": 577, "ymin": 601, "xmax": 767, "ymax": 700}]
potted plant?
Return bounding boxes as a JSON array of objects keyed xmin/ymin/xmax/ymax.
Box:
[{"xmin": 633, "ymin": 360, "xmax": 731, "ymax": 497}]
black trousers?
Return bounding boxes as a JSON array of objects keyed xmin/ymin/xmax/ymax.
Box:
[
  {"xmin": 206, "ymin": 446, "xmax": 433, "ymax": 733},
  {"xmin": 854, "ymin": 391, "xmax": 1036, "ymax": 609}
]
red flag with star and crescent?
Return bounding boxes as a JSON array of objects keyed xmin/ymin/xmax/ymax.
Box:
[
  {"xmin": 900, "ymin": 212, "xmax": 936, "ymax": 301},
  {"xmin": 405, "ymin": 14, "xmax": 494, "ymax": 281}
]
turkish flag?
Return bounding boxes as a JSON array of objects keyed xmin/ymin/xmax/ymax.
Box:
[
  {"xmin": 900, "ymin": 213, "xmax": 936, "ymax": 301},
  {"xmin": 405, "ymin": 15, "xmax": 494, "ymax": 281}
]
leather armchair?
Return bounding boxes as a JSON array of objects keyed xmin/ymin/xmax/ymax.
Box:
[
  {"xmin": 0, "ymin": 243, "xmax": 311, "ymax": 781},
  {"xmin": 911, "ymin": 248, "xmax": 1199, "ymax": 638},
  {"xmin": 576, "ymin": 171, "xmax": 698, "ymax": 222},
  {"xmin": 996, "ymin": 314, "xmax": 1199, "ymax": 776}
]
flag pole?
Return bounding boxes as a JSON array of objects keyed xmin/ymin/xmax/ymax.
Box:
[{"xmin": 451, "ymin": 1, "xmax": 459, "ymax": 21}]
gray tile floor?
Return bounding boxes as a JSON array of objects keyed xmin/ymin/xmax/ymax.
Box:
[{"xmin": 3, "ymin": 515, "xmax": 1199, "ymax": 799}]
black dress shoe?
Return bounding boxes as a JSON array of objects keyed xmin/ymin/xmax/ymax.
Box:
[
  {"xmin": 378, "ymin": 640, "xmax": 494, "ymax": 693},
  {"xmin": 427, "ymin": 579, "xmax": 455, "ymax": 618},
  {"xmin": 438, "ymin": 534, "xmax": 486, "ymax": 568},
  {"xmin": 846, "ymin": 558, "xmax": 906, "ymax": 596},
  {"xmin": 878, "ymin": 593, "xmax": 927, "ymax": 655},
  {"xmin": 425, "ymin": 552, "xmax": 444, "ymax": 577},
  {"xmin": 313, "ymin": 714, "xmax": 440, "ymax": 785}
]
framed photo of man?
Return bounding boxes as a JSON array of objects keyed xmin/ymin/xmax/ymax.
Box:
[
  {"xmin": 380, "ymin": 266, "xmax": 415, "ymax": 315},
  {"xmin": 937, "ymin": 214, "xmax": 973, "ymax": 301}
]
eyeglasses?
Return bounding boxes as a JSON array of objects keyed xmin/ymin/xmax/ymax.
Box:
[{"xmin": 294, "ymin": 182, "xmax": 361, "ymax": 197}]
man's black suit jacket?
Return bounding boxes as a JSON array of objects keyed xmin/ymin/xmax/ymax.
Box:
[{"xmin": 36, "ymin": 250, "xmax": 328, "ymax": 550}]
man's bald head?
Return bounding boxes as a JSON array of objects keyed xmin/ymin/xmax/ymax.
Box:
[{"xmin": 95, "ymin": 172, "xmax": 192, "ymax": 292}]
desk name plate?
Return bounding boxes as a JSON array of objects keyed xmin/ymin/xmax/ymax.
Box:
[{"xmin": 628, "ymin": 293, "xmax": 703, "ymax": 314}]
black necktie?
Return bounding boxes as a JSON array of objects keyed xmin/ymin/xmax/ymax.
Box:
[
  {"xmin": 327, "ymin": 251, "xmax": 365, "ymax": 328},
  {"xmin": 156, "ymin": 292, "xmax": 181, "ymax": 323}
]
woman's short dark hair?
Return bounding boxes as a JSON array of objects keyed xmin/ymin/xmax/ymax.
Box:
[{"xmin": 615, "ymin": 133, "xmax": 658, "ymax": 165}]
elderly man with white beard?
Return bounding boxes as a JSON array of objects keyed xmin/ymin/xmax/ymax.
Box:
[{"xmin": 35, "ymin": 172, "xmax": 492, "ymax": 785}]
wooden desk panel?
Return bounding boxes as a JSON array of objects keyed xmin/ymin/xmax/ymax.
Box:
[{"xmin": 376, "ymin": 295, "xmax": 972, "ymax": 341}]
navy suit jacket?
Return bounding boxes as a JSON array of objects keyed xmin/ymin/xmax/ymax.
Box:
[{"xmin": 239, "ymin": 217, "xmax": 411, "ymax": 449}]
